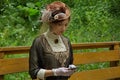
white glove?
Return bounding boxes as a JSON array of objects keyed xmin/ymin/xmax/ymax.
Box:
[{"xmin": 52, "ymin": 67, "xmax": 75, "ymax": 76}]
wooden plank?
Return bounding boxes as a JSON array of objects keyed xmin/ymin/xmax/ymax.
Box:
[
  {"xmin": 0, "ymin": 42, "xmax": 119, "ymax": 53},
  {"xmin": 0, "ymin": 46, "xmax": 30, "ymax": 52},
  {"xmin": 110, "ymin": 45, "xmax": 120, "ymax": 67},
  {"xmin": 73, "ymin": 50, "xmax": 120, "ymax": 65},
  {"xmin": 0, "ymin": 75, "xmax": 4, "ymax": 80},
  {"xmin": 0, "ymin": 52, "xmax": 4, "ymax": 59},
  {"xmin": 0, "ymin": 58, "xmax": 29, "ymax": 75},
  {"xmin": 109, "ymin": 44, "xmax": 120, "ymax": 80},
  {"xmin": 69, "ymin": 66, "xmax": 120, "ymax": 80},
  {"xmin": 72, "ymin": 41, "xmax": 120, "ymax": 50},
  {"xmin": 4, "ymin": 50, "xmax": 29, "ymax": 54},
  {"xmin": 0, "ymin": 52, "xmax": 4, "ymax": 80},
  {"xmin": 0, "ymin": 46, "xmax": 29, "ymax": 54}
]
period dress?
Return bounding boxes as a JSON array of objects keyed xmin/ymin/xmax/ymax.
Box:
[{"xmin": 29, "ymin": 30, "xmax": 73, "ymax": 80}]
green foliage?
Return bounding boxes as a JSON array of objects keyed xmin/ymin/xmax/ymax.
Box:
[
  {"xmin": 64, "ymin": 0, "xmax": 120, "ymax": 43},
  {"xmin": 4, "ymin": 72, "xmax": 31, "ymax": 80},
  {"xmin": 77, "ymin": 62, "xmax": 109, "ymax": 72},
  {"xmin": 109, "ymin": 0, "xmax": 120, "ymax": 17},
  {"xmin": 0, "ymin": 0, "xmax": 120, "ymax": 47}
]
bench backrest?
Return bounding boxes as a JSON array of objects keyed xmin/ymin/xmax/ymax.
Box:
[{"xmin": 0, "ymin": 42, "xmax": 120, "ymax": 80}]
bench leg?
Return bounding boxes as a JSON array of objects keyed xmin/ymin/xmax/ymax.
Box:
[
  {"xmin": 0, "ymin": 75, "xmax": 4, "ymax": 80},
  {"xmin": 110, "ymin": 61, "xmax": 120, "ymax": 80}
]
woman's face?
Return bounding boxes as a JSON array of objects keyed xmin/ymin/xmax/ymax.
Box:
[{"xmin": 50, "ymin": 19, "xmax": 69, "ymax": 35}]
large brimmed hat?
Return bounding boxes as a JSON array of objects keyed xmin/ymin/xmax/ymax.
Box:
[{"xmin": 41, "ymin": 1, "xmax": 70, "ymax": 23}]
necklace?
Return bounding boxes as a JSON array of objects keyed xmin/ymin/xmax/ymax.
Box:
[{"xmin": 54, "ymin": 39, "xmax": 59, "ymax": 44}]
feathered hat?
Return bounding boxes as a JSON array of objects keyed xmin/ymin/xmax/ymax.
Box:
[{"xmin": 41, "ymin": 1, "xmax": 70, "ymax": 23}]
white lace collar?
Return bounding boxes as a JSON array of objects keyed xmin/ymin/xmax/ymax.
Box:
[{"xmin": 44, "ymin": 30, "xmax": 67, "ymax": 52}]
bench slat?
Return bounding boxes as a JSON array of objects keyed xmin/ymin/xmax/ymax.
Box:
[
  {"xmin": 0, "ymin": 58, "xmax": 28, "ymax": 75},
  {"xmin": 69, "ymin": 66, "xmax": 120, "ymax": 80},
  {"xmin": 0, "ymin": 50, "xmax": 119, "ymax": 75},
  {"xmin": 73, "ymin": 50, "xmax": 120, "ymax": 65},
  {"xmin": 0, "ymin": 50, "xmax": 120, "ymax": 80}
]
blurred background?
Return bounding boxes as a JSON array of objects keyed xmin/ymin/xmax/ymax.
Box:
[
  {"xmin": 0, "ymin": 0, "xmax": 120, "ymax": 47},
  {"xmin": 0, "ymin": 0, "xmax": 120, "ymax": 80}
]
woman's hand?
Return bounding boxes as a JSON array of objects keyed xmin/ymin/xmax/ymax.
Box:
[{"xmin": 52, "ymin": 67, "xmax": 75, "ymax": 76}]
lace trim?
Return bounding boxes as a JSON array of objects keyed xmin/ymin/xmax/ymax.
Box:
[
  {"xmin": 42, "ymin": 32, "xmax": 69, "ymax": 66},
  {"xmin": 44, "ymin": 30, "xmax": 67, "ymax": 52}
]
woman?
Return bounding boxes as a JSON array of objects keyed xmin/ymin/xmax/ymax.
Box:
[{"xmin": 29, "ymin": 1, "xmax": 76, "ymax": 80}]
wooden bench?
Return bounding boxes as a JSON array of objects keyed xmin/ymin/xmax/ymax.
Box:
[{"xmin": 0, "ymin": 42, "xmax": 120, "ymax": 80}]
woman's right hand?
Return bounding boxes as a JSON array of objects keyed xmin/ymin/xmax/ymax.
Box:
[{"xmin": 52, "ymin": 67, "xmax": 75, "ymax": 76}]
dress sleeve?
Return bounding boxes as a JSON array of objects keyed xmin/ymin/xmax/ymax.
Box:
[
  {"xmin": 68, "ymin": 39, "xmax": 73, "ymax": 64},
  {"xmin": 29, "ymin": 37, "xmax": 44, "ymax": 79}
]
